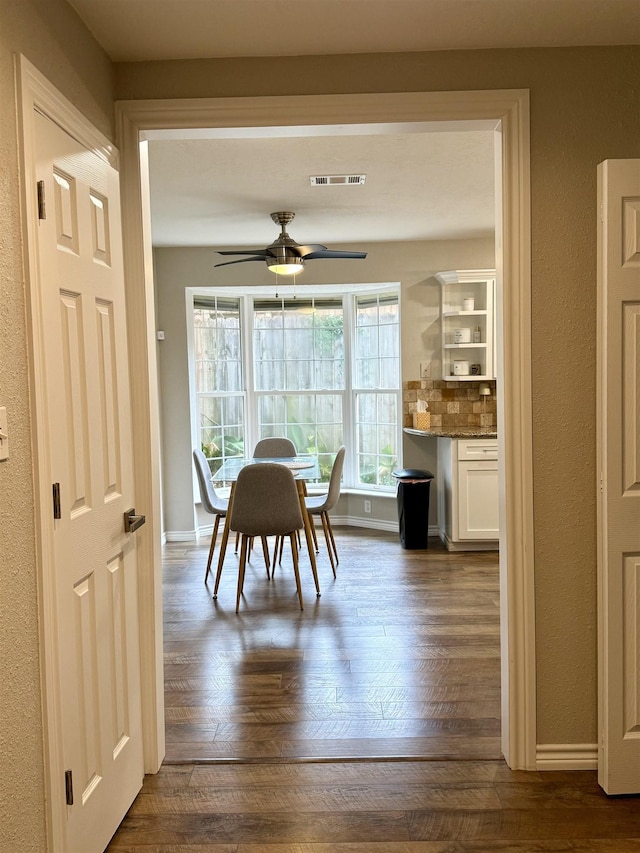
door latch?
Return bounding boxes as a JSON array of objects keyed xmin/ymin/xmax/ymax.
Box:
[{"xmin": 124, "ymin": 508, "xmax": 146, "ymax": 533}]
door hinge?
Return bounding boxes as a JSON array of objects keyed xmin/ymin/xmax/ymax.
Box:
[
  {"xmin": 65, "ymin": 769, "xmax": 73, "ymax": 806},
  {"xmin": 37, "ymin": 180, "xmax": 46, "ymax": 220},
  {"xmin": 52, "ymin": 482, "xmax": 61, "ymax": 519}
]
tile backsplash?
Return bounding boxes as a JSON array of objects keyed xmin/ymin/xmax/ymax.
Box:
[{"xmin": 403, "ymin": 379, "xmax": 497, "ymax": 431}]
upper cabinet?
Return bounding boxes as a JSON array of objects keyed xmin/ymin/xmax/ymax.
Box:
[{"xmin": 435, "ymin": 269, "xmax": 496, "ymax": 381}]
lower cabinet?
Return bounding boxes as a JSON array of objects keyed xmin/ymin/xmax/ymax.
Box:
[{"xmin": 437, "ymin": 437, "xmax": 499, "ymax": 550}]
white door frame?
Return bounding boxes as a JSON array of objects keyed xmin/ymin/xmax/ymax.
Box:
[{"xmin": 116, "ymin": 89, "xmax": 536, "ymax": 772}]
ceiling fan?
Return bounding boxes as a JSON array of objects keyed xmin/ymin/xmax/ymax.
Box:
[{"xmin": 214, "ymin": 211, "xmax": 368, "ymax": 276}]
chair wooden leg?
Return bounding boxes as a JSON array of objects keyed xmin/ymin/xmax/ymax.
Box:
[
  {"xmin": 297, "ymin": 486, "xmax": 321, "ymax": 597},
  {"xmin": 213, "ymin": 524, "xmax": 228, "ymax": 599},
  {"xmin": 272, "ymin": 535, "xmax": 285, "ymax": 572},
  {"xmin": 213, "ymin": 522, "xmax": 230, "ymax": 598},
  {"xmin": 324, "ymin": 512, "xmax": 339, "ymax": 567},
  {"xmin": 236, "ymin": 535, "xmax": 249, "ymax": 613},
  {"xmin": 261, "ymin": 536, "xmax": 271, "ymax": 578},
  {"xmin": 204, "ymin": 514, "xmax": 221, "ymax": 583},
  {"xmin": 214, "ymin": 483, "xmax": 235, "ymax": 599},
  {"xmin": 309, "ymin": 515, "xmax": 319, "ymax": 552},
  {"xmin": 320, "ymin": 511, "xmax": 337, "ymax": 577},
  {"xmin": 290, "ymin": 532, "xmax": 304, "ymax": 610}
]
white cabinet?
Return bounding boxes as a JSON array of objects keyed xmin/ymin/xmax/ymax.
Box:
[
  {"xmin": 435, "ymin": 269, "xmax": 496, "ymax": 381},
  {"xmin": 437, "ymin": 437, "xmax": 499, "ymax": 550}
]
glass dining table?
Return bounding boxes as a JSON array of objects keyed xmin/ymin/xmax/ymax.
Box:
[{"xmin": 212, "ymin": 455, "xmax": 322, "ymax": 596}]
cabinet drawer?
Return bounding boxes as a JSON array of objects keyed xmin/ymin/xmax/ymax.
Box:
[{"xmin": 457, "ymin": 438, "xmax": 498, "ymax": 461}]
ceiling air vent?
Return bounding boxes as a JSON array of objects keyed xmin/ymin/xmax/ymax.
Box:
[{"xmin": 310, "ymin": 174, "xmax": 366, "ymax": 186}]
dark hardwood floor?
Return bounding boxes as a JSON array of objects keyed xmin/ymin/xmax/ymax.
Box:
[
  {"xmin": 162, "ymin": 528, "xmax": 501, "ymax": 762},
  {"xmin": 107, "ymin": 528, "xmax": 640, "ymax": 851}
]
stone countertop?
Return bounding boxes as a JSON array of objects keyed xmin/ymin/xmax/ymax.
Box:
[{"xmin": 403, "ymin": 427, "xmax": 498, "ymax": 439}]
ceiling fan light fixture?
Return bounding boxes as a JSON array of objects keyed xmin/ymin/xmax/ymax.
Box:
[{"xmin": 267, "ymin": 256, "xmax": 305, "ymax": 276}]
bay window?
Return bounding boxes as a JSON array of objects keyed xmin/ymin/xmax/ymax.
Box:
[{"xmin": 190, "ymin": 285, "xmax": 400, "ymax": 491}]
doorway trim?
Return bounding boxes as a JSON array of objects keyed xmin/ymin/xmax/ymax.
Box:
[{"xmin": 116, "ymin": 89, "xmax": 535, "ymax": 771}]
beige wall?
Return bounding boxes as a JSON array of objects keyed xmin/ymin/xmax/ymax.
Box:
[
  {"xmin": 118, "ymin": 43, "xmax": 640, "ymax": 749},
  {"xmin": 1, "ymin": 11, "xmax": 639, "ymax": 846},
  {"xmin": 0, "ymin": 0, "xmax": 113, "ymax": 848},
  {"xmin": 154, "ymin": 238, "xmax": 493, "ymax": 535}
]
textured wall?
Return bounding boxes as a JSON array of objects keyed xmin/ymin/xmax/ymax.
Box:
[
  {"xmin": 0, "ymin": 0, "xmax": 113, "ymax": 849},
  {"xmin": 118, "ymin": 46, "xmax": 640, "ymax": 746}
]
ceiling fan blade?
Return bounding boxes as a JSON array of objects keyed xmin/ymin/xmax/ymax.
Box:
[
  {"xmin": 214, "ymin": 256, "xmax": 267, "ymax": 267},
  {"xmin": 303, "ymin": 249, "xmax": 368, "ymax": 260},
  {"xmin": 295, "ymin": 244, "xmax": 328, "ymax": 256},
  {"xmin": 217, "ymin": 249, "xmax": 270, "ymax": 257}
]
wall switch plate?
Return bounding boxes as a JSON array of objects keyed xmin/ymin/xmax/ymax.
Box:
[
  {"xmin": 420, "ymin": 361, "xmax": 431, "ymax": 379},
  {"xmin": 0, "ymin": 407, "xmax": 8, "ymax": 461}
]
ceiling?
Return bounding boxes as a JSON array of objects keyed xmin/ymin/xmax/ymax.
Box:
[
  {"xmin": 66, "ymin": 0, "xmax": 638, "ymax": 252},
  {"xmin": 146, "ymin": 125, "xmax": 497, "ymax": 248}
]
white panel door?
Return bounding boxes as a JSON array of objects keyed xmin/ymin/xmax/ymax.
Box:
[
  {"xmin": 35, "ymin": 110, "xmax": 144, "ymax": 851},
  {"xmin": 597, "ymin": 158, "xmax": 640, "ymax": 795}
]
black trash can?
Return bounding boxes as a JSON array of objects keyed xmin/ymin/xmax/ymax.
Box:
[{"xmin": 392, "ymin": 468, "xmax": 434, "ymax": 549}]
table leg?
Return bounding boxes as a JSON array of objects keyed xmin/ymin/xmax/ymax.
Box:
[{"xmin": 297, "ymin": 481, "xmax": 320, "ymax": 596}]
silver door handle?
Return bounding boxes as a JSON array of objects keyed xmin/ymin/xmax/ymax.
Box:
[{"xmin": 124, "ymin": 508, "xmax": 146, "ymax": 533}]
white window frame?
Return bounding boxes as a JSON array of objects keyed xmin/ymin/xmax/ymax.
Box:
[
  {"xmin": 186, "ymin": 292, "xmax": 246, "ymax": 475},
  {"xmin": 350, "ymin": 291, "xmax": 402, "ymax": 491},
  {"xmin": 186, "ymin": 282, "xmax": 401, "ymax": 492}
]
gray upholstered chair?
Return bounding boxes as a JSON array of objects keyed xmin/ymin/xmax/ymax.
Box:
[
  {"xmin": 194, "ymin": 449, "xmax": 271, "ymax": 584},
  {"xmin": 253, "ymin": 436, "xmax": 297, "ymax": 458},
  {"xmin": 227, "ymin": 463, "xmax": 305, "ymax": 612},
  {"xmin": 236, "ymin": 436, "xmax": 298, "ymax": 555},
  {"xmin": 304, "ymin": 446, "xmax": 346, "ymax": 577},
  {"xmin": 192, "ymin": 449, "xmax": 229, "ymax": 583}
]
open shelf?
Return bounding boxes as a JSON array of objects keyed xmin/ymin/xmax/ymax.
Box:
[{"xmin": 436, "ymin": 269, "xmax": 496, "ymax": 381}]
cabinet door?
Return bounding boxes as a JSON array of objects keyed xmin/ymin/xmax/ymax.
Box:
[{"xmin": 457, "ymin": 460, "xmax": 499, "ymax": 539}]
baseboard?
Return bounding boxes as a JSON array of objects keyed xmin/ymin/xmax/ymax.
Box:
[
  {"xmin": 165, "ymin": 520, "xmax": 438, "ymax": 541},
  {"xmin": 536, "ymin": 743, "xmax": 598, "ymax": 771},
  {"xmin": 439, "ymin": 530, "xmax": 499, "ymax": 552},
  {"xmin": 165, "ymin": 529, "xmax": 198, "ymax": 542},
  {"xmin": 334, "ymin": 515, "xmax": 397, "ymax": 533},
  {"xmin": 331, "ymin": 516, "xmax": 441, "ymax": 537}
]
